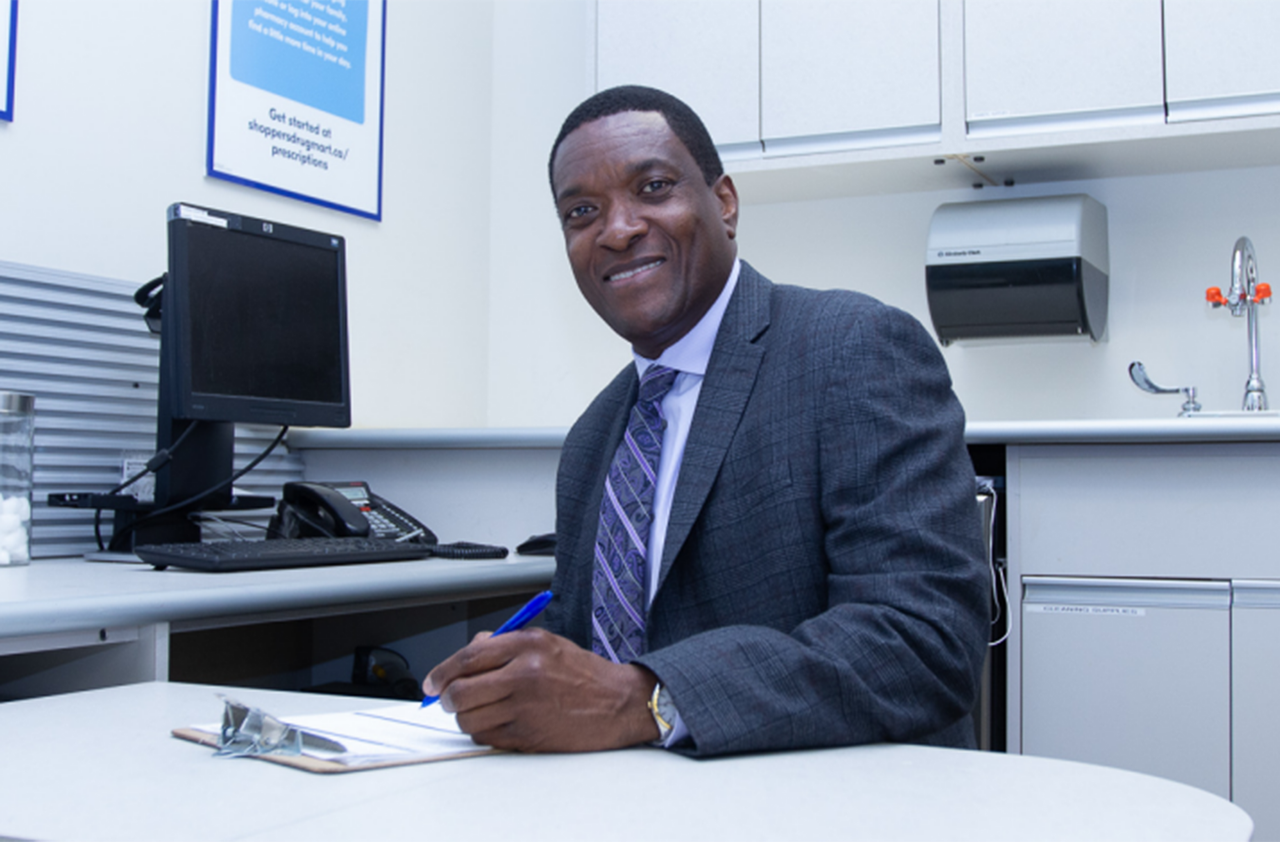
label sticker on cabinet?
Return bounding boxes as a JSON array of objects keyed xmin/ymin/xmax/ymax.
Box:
[{"xmin": 1026, "ymin": 604, "xmax": 1146, "ymax": 617}]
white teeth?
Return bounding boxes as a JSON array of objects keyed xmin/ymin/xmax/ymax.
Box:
[{"xmin": 608, "ymin": 260, "xmax": 663, "ymax": 282}]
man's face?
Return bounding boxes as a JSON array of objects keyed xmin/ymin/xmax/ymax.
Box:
[{"xmin": 551, "ymin": 111, "xmax": 739, "ymax": 359}]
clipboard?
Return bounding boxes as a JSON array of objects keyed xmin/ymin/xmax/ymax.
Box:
[
  {"xmin": 172, "ymin": 726, "xmax": 496, "ymax": 774},
  {"xmin": 172, "ymin": 696, "xmax": 499, "ymax": 774}
]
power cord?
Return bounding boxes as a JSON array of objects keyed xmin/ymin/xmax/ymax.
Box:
[
  {"xmin": 107, "ymin": 425, "xmax": 288, "ymax": 552},
  {"xmin": 94, "ymin": 420, "xmax": 202, "ymax": 551},
  {"xmin": 977, "ymin": 476, "xmax": 1010, "ymax": 648}
]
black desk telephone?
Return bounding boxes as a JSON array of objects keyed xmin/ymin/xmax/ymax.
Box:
[
  {"xmin": 269, "ymin": 481, "xmax": 508, "ymax": 559},
  {"xmin": 270, "ymin": 481, "xmax": 437, "ymax": 543}
]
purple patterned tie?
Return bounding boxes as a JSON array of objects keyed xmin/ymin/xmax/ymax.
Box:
[{"xmin": 591, "ymin": 364, "xmax": 678, "ymax": 664}]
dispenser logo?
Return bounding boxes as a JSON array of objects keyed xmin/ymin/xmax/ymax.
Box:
[{"xmin": 938, "ymin": 249, "xmax": 982, "ymax": 258}]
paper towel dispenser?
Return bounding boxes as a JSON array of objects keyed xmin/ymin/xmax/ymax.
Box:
[{"xmin": 925, "ymin": 194, "xmax": 1108, "ymax": 344}]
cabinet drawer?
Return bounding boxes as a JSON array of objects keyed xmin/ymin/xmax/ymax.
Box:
[
  {"xmin": 1015, "ymin": 443, "xmax": 1280, "ymax": 579},
  {"xmin": 1022, "ymin": 576, "xmax": 1230, "ymax": 798}
]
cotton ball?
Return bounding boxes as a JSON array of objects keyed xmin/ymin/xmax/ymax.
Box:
[
  {"xmin": 0, "ymin": 530, "xmax": 23, "ymax": 554},
  {"xmin": 0, "ymin": 495, "xmax": 31, "ymax": 564}
]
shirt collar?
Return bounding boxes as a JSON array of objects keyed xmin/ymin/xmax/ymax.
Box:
[{"xmin": 633, "ymin": 258, "xmax": 740, "ymax": 378}]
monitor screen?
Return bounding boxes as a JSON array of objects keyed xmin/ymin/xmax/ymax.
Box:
[{"xmin": 164, "ymin": 203, "xmax": 351, "ymax": 428}]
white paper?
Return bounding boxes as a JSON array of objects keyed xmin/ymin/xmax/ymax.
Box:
[
  {"xmin": 198, "ymin": 701, "xmax": 483, "ymax": 767},
  {"xmin": 282, "ymin": 703, "xmax": 478, "ymax": 765}
]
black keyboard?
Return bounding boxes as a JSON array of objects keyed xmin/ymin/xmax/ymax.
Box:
[{"xmin": 134, "ymin": 537, "xmax": 435, "ymax": 572}]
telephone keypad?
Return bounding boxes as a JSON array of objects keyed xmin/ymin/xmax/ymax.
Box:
[{"xmin": 363, "ymin": 508, "xmax": 402, "ymax": 536}]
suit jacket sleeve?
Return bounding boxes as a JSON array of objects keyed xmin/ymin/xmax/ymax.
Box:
[{"xmin": 549, "ymin": 268, "xmax": 989, "ymax": 757}]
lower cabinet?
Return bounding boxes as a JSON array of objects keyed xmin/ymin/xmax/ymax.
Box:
[
  {"xmin": 1010, "ymin": 442, "xmax": 1280, "ymax": 842},
  {"xmin": 1021, "ymin": 576, "xmax": 1231, "ymax": 798},
  {"xmin": 1231, "ymin": 581, "xmax": 1280, "ymax": 840},
  {"xmin": 1022, "ymin": 574, "xmax": 1280, "ymax": 840}
]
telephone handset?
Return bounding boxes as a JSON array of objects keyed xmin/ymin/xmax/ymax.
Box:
[{"xmin": 270, "ymin": 481, "xmax": 438, "ymax": 544}]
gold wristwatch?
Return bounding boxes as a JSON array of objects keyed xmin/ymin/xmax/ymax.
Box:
[{"xmin": 648, "ymin": 682, "xmax": 676, "ymax": 745}]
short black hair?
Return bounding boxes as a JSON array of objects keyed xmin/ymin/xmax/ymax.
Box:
[{"xmin": 548, "ymin": 85, "xmax": 724, "ymax": 195}]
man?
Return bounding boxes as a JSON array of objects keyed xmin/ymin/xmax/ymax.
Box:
[{"xmin": 425, "ymin": 86, "xmax": 989, "ymax": 757}]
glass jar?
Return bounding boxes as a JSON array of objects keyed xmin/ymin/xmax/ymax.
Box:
[{"xmin": 0, "ymin": 392, "xmax": 35, "ymax": 566}]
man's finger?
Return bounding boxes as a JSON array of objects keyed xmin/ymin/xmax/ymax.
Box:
[
  {"xmin": 441, "ymin": 666, "xmax": 516, "ymax": 715},
  {"xmin": 424, "ymin": 629, "xmax": 533, "ymax": 697}
]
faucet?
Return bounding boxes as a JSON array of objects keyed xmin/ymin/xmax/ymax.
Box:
[
  {"xmin": 1129, "ymin": 361, "xmax": 1201, "ymax": 416},
  {"xmin": 1206, "ymin": 237, "xmax": 1272, "ymax": 411}
]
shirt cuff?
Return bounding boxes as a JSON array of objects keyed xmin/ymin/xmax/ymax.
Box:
[{"xmin": 661, "ymin": 709, "xmax": 691, "ymax": 749}]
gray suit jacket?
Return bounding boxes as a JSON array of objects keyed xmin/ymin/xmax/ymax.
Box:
[{"xmin": 546, "ymin": 262, "xmax": 988, "ymax": 757}]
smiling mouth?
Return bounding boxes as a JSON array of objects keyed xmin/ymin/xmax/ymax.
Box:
[{"xmin": 605, "ymin": 259, "xmax": 664, "ymax": 282}]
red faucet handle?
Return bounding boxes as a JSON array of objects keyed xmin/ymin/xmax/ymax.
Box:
[
  {"xmin": 1206, "ymin": 286, "xmax": 1227, "ymax": 306},
  {"xmin": 1254, "ymin": 282, "xmax": 1272, "ymax": 303}
]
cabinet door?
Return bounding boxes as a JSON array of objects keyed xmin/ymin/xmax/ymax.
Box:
[
  {"xmin": 1165, "ymin": 0, "xmax": 1280, "ymax": 122},
  {"xmin": 595, "ymin": 0, "xmax": 761, "ymax": 158},
  {"xmin": 964, "ymin": 0, "xmax": 1165, "ymax": 136},
  {"xmin": 1021, "ymin": 576, "xmax": 1230, "ymax": 798},
  {"xmin": 760, "ymin": 0, "xmax": 940, "ymax": 155},
  {"xmin": 1232, "ymin": 581, "xmax": 1280, "ymax": 841}
]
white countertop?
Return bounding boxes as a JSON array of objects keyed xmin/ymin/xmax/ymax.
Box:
[
  {"xmin": 965, "ymin": 415, "xmax": 1280, "ymax": 443},
  {"xmin": 289, "ymin": 416, "xmax": 1280, "ymax": 451},
  {"xmin": 0, "ymin": 555, "xmax": 556, "ymax": 640}
]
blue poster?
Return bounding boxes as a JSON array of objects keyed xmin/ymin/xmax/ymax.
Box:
[
  {"xmin": 1, "ymin": 1, "xmax": 16, "ymax": 122},
  {"xmin": 230, "ymin": 0, "xmax": 367, "ymax": 124},
  {"xmin": 208, "ymin": 0, "xmax": 386, "ymax": 220}
]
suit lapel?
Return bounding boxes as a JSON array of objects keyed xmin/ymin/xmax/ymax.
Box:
[{"xmin": 656, "ymin": 263, "xmax": 771, "ymax": 592}]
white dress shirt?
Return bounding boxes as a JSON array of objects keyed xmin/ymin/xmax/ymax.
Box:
[
  {"xmin": 632, "ymin": 258, "xmax": 740, "ymax": 603},
  {"xmin": 630, "ymin": 258, "xmax": 740, "ymax": 747}
]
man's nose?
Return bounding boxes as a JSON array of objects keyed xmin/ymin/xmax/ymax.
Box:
[{"xmin": 599, "ymin": 201, "xmax": 646, "ymax": 250}]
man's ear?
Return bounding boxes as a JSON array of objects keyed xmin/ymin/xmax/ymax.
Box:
[{"xmin": 713, "ymin": 174, "xmax": 740, "ymax": 240}]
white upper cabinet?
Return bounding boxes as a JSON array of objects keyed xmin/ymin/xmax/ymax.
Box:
[
  {"xmin": 964, "ymin": 0, "xmax": 1165, "ymax": 136},
  {"xmin": 760, "ymin": 0, "xmax": 941, "ymax": 155},
  {"xmin": 1164, "ymin": 0, "xmax": 1280, "ymax": 122},
  {"xmin": 596, "ymin": 0, "xmax": 762, "ymax": 157},
  {"xmin": 593, "ymin": 0, "xmax": 1280, "ymax": 199}
]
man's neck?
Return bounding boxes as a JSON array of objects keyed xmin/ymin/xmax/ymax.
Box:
[{"xmin": 634, "ymin": 258, "xmax": 741, "ymax": 377}]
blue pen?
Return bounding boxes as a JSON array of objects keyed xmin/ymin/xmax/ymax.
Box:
[{"xmin": 421, "ymin": 590, "xmax": 554, "ymax": 707}]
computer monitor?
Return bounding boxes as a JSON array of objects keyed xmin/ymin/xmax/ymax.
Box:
[{"xmin": 135, "ymin": 203, "xmax": 351, "ymax": 546}]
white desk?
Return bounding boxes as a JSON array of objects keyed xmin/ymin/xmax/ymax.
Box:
[
  {"xmin": 0, "ymin": 682, "xmax": 1251, "ymax": 842},
  {"xmin": 0, "ymin": 556, "xmax": 555, "ymax": 698}
]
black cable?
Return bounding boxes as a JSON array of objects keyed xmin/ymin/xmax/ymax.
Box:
[
  {"xmin": 108, "ymin": 425, "xmax": 288, "ymax": 552},
  {"xmin": 93, "ymin": 420, "xmax": 203, "ymax": 551}
]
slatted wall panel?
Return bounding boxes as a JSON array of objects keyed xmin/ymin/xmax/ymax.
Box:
[{"xmin": 0, "ymin": 260, "xmax": 305, "ymax": 557}]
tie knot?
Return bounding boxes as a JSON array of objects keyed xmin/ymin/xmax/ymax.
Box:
[{"xmin": 639, "ymin": 364, "xmax": 678, "ymax": 405}]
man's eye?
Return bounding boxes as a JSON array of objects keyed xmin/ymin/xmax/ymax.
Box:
[
  {"xmin": 641, "ymin": 179, "xmax": 671, "ymax": 194},
  {"xmin": 564, "ymin": 204, "xmax": 594, "ymax": 222}
]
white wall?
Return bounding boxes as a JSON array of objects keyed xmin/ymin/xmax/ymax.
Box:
[
  {"xmin": 0, "ymin": 0, "xmax": 495, "ymax": 429},
  {"xmin": 737, "ymin": 165, "xmax": 1280, "ymax": 422},
  {"xmin": 484, "ymin": 1, "xmax": 624, "ymax": 427},
  {"xmin": 4, "ymin": 1, "xmax": 1279, "ymax": 430}
]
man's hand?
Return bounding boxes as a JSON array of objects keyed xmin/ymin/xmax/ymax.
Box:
[{"xmin": 423, "ymin": 628, "xmax": 660, "ymax": 752}]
